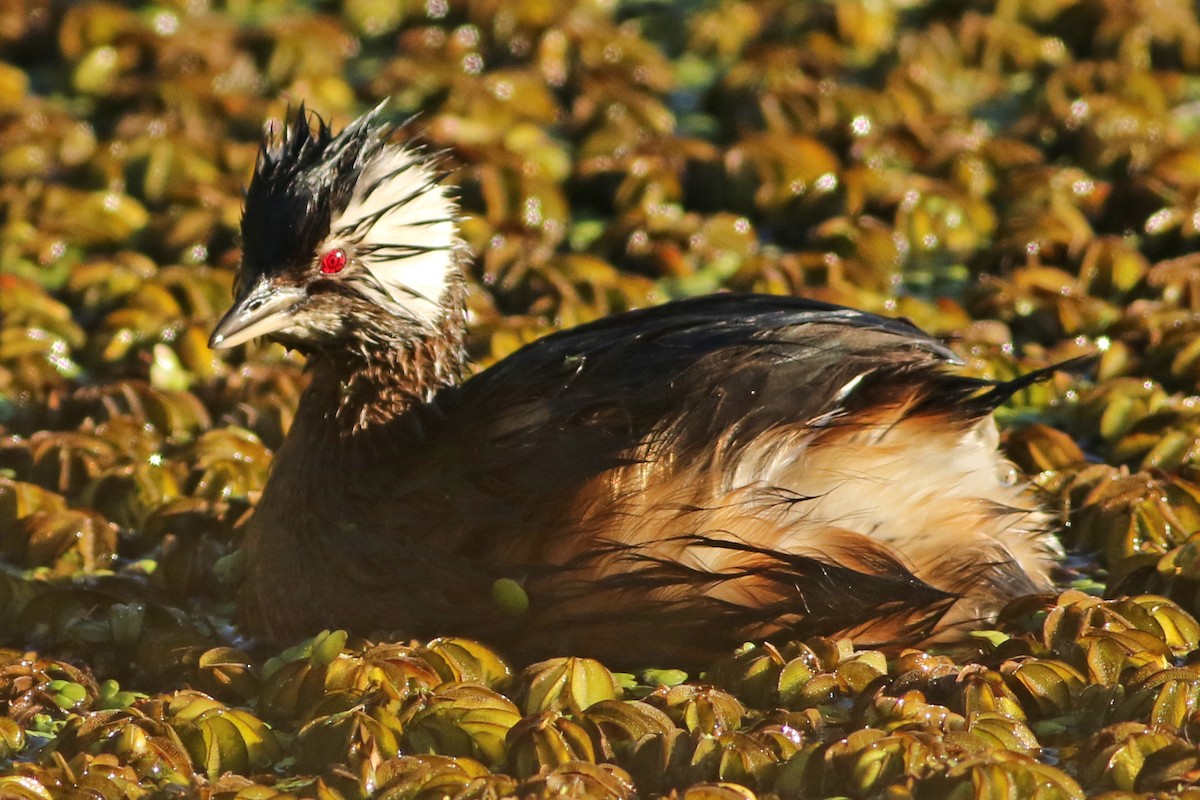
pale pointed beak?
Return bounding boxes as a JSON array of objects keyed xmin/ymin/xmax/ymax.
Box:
[{"xmin": 209, "ymin": 277, "xmax": 308, "ymax": 349}]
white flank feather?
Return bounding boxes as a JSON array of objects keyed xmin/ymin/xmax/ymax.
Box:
[{"xmin": 327, "ymin": 146, "xmax": 458, "ymax": 327}]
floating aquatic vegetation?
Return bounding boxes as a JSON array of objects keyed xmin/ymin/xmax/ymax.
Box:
[{"xmin": 2, "ymin": 0, "xmax": 1200, "ymax": 796}]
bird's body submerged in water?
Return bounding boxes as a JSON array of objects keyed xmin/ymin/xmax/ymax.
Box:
[{"xmin": 211, "ymin": 105, "xmax": 1061, "ymax": 665}]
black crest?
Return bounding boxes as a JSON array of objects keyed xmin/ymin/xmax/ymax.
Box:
[{"xmin": 240, "ymin": 103, "xmax": 390, "ymax": 281}]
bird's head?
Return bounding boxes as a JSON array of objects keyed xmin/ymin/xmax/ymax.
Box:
[{"xmin": 209, "ymin": 103, "xmax": 463, "ymax": 354}]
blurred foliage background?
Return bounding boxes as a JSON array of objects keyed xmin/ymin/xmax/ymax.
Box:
[{"xmin": 3, "ymin": 0, "xmax": 1200, "ymax": 797}]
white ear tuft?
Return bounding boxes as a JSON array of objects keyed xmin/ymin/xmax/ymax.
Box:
[{"xmin": 328, "ymin": 145, "xmax": 459, "ymax": 326}]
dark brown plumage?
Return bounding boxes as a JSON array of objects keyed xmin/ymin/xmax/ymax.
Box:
[{"xmin": 210, "ymin": 105, "xmax": 1062, "ymax": 666}]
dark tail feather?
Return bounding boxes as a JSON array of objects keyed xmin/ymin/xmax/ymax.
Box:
[
  {"xmin": 921, "ymin": 354, "xmax": 1096, "ymax": 420},
  {"xmin": 978, "ymin": 354, "xmax": 1095, "ymax": 406}
]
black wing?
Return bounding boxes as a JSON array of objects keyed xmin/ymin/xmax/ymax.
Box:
[{"xmin": 455, "ymin": 293, "xmax": 983, "ymax": 464}]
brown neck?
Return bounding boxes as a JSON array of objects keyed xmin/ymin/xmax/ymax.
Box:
[{"xmin": 305, "ymin": 280, "xmax": 469, "ymax": 434}]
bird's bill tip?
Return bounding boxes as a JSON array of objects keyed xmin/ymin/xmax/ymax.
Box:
[{"xmin": 209, "ymin": 279, "xmax": 306, "ymax": 350}]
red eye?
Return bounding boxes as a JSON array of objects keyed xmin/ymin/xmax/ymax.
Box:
[{"xmin": 319, "ymin": 248, "xmax": 347, "ymax": 274}]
